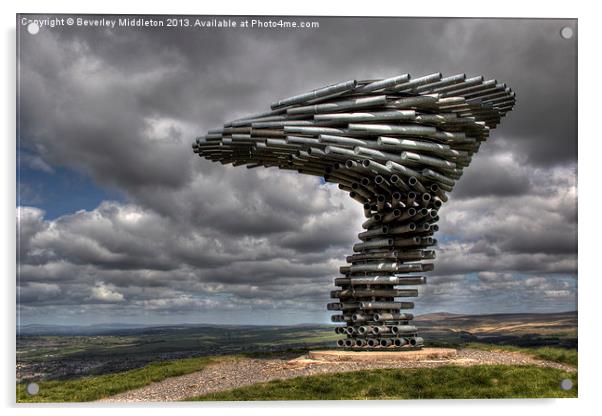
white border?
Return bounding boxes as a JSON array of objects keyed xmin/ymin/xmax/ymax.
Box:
[{"xmin": 3, "ymin": 1, "xmax": 599, "ymax": 415}]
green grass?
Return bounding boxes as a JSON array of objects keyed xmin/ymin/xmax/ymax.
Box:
[
  {"xmin": 17, "ymin": 355, "xmax": 231, "ymax": 403},
  {"xmin": 465, "ymin": 343, "xmax": 577, "ymax": 367},
  {"xmin": 189, "ymin": 365, "xmax": 577, "ymax": 401},
  {"xmin": 16, "ymin": 341, "xmax": 579, "ymax": 402}
]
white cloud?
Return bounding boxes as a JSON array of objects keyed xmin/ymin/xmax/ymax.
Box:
[{"xmin": 89, "ymin": 282, "xmax": 125, "ymax": 303}]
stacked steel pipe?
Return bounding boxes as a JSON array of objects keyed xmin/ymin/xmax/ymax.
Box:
[{"xmin": 192, "ymin": 73, "xmax": 515, "ymax": 349}]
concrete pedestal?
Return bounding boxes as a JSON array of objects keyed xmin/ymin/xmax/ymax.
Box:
[{"xmin": 307, "ymin": 348, "xmax": 457, "ymax": 362}]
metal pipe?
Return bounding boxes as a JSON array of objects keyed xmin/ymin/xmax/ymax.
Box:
[
  {"xmin": 382, "ymin": 209, "xmax": 401, "ymax": 223},
  {"xmin": 360, "ymin": 301, "xmax": 414, "ymax": 310},
  {"xmin": 392, "ymin": 72, "xmax": 442, "ymax": 91},
  {"xmin": 284, "ymin": 125, "xmax": 348, "ymax": 136},
  {"xmin": 334, "ymin": 288, "xmax": 418, "ymax": 298},
  {"xmin": 319, "ymin": 134, "xmax": 372, "ymax": 148},
  {"xmin": 324, "ymin": 145, "xmax": 357, "ymax": 158},
  {"xmin": 373, "ymin": 312, "xmax": 415, "ymax": 321},
  {"xmin": 391, "ymin": 325, "xmax": 418, "ymax": 334},
  {"xmin": 352, "ymin": 314, "xmax": 371, "ymax": 323},
  {"xmin": 353, "ymin": 238, "xmax": 393, "ymax": 252},
  {"xmin": 389, "ymin": 222, "xmax": 417, "ymax": 234},
  {"xmin": 367, "ymin": 338, "xmax": 379, "ymax": 348},
  {"xmin": 392, "ymin": 192, "xmax": 402, "ymax": 207},
  {"xmin": 363, "ymin": 203, "xmax": 372, "ymax": 218},
  {"xmin": 401, "ymin": 151, "xmax": 456, "ymax": 170},
  {"xmin": 336, "ymin": 276, "xmax": 427, "ymax": 286},
  {"xmin": 271, "ymin": 80, "xmax": 357, "ymax": 109},
  {"xmin": 388, "ymin": 94, "xmax": 439, "ymax": 109},
  {"xmin": 361, "ymin": 213, "xmax": 383, "ymax": 229},
  {"xmin": 358, "ymin": 225, "xmax": 389, "ymax": 241},
  {"xmin": 394, "ymin": 338, "xmax": 409, "ymax": 347},
  {"xmin": 385, "ymin": 161, "xmax": 424, "ymax": 180},
  {"xmin": 372, "ymin": 326, "xmax": 391, "ymax": 335},
  {"xmin": 288, "ymin": 95, "xmax": 387, "ymax": 115},
  {"xmin": 315, "ymin": 109, "xmax": 415, "ymax": 123},
  {"xmin": 422, "ymin": 168, "xmax": 456, "ymax": 186},
  {"xmin": 393, "ymin": 236, "xmax": 421, "ymax": 248},
  {"xmin": 410, "ymin": 337, "xmax": 424, "ymax": 347},
  {"xmin": 362, "ymin": 159, "xmax": 393, "ymax": 175},
  {"xmin": 376, "ymin": 194, "xmax": 386, "ymax": 211},
  {"xmin": 389, "ymin": 174, "xmax": 410, "ymax": 191},
  {"xmin": 378, "ymin": 137, "xmax": 451, "ymax": 155},
  {"xmin": 348, "ymin": 123, "xmax": 437, "ymax": 136},
  {"xmin": 349, "ymin": 262, "xmax": 424, "ymax": 274},
  {"xmin": 354, "ymin": 74, "xmax": 410, "ymax": 93},
  {"xmin": 380, "ymin": 338, "xmax": 394, "ymax": 347},
  {"xmin": 332, "ymin": 314, "xmax": 352, "ymax": 323},
  {"xmin": 433, "ymin": 75, "xmax": 483, "ymax": 94},
  {"xmin": 415, "ymin": 73, "xmax": 466, "ymax": 93},
  {"xmin": 397, "ymin": 207, "xmax": 417, "ymax": 221}
]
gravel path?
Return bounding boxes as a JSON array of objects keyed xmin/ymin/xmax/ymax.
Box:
[{"xmin": 99, "ymin": 349, "xmax": 575, "ymax": 402}]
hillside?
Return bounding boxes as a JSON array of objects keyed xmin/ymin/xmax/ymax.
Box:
[{"xmin": 17, "ymin": 311, "xmax": 577, "ymax": 382}]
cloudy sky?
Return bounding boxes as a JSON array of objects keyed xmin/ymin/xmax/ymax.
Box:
[{"xmin": 16, "ymin": 15, "xmax": 577, "ymax": 326}]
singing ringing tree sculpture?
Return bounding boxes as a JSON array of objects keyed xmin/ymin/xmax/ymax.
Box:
[{"xmin": 192, "ymin": 72, "xmax": 515, "ymax": 349}]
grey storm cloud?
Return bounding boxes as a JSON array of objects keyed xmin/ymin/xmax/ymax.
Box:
[{"xmin": 16, "ymin": 15, "xmax": 577, "ymax": 324}]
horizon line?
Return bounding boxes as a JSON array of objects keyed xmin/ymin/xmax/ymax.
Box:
[{"xmin": 17, "ymin": 310, "xmax": 578, "ymax": 328}]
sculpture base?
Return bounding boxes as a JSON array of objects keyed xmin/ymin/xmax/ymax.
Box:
[{"xmin": 306, "ymin": 348, "xmax": 457, "ymax": 362}]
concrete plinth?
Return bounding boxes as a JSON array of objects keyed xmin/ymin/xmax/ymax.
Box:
[{"xmin": 307, "ymin": 348, "xmax": 457, "ymax": 362}]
